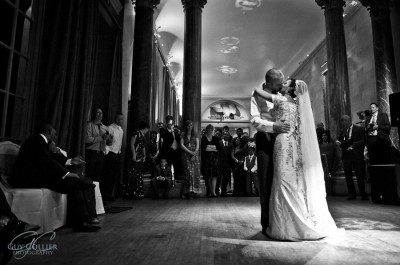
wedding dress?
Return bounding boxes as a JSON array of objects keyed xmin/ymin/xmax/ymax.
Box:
[{"xmin": 267, "ymin": 81, "xmax": 339, "ymax": 241}]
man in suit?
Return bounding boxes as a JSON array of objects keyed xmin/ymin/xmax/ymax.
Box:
[
  {"xmin": 218, "ymin": 132, "xmax": 233, "ymax": 196},
  {"xmin": 250, "ymin": 68, "xmax": 290, "ymax": 236},
  {"xmin": 159, "ymin": 115, "xmax": 182, "ymax": 178},
  {"xmin": 9, "ymin": 124, "xmax": 101, "ymax": 232},
  {"xmin": 365, "ymin": 103, "xmax": 392, "ymax": 164},
  {"xmin": 337, "ymin": 115, "xmax": 368, "ymax": 200}
]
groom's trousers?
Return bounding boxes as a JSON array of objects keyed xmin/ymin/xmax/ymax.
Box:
[{"xmin": 255, "ymin": 132, "xmax": 275, "ymax": 230}]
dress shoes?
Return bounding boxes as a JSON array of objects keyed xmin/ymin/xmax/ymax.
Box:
[{"xmin": 74, "ymin": 222, "xmax": 101, "ymax": 232}]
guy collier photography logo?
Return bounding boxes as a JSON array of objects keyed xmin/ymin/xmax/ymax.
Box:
[{"xmin": 8, "ymin": 231, "xmax": 58, "ymax": 259}]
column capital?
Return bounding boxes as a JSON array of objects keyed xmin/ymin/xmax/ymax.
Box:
[
  {"xmin": 181, "ymin": 0, "xmax": 207, "ymax": 10},
  {"xmin": 132, "ymin": 0, "xmax": 160, "ymax": 9},
  {"xmin": 359, "ymin": 0, "xmax": 392, "ymax": 17},
  {"xmin": 315, "ymin": 0, "xmax": 346, "ymax": 12}
]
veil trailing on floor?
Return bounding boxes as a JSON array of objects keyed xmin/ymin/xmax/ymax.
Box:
[{"xmin": 296, "ymin": 80, "xmax": 338, "ymax": 233}]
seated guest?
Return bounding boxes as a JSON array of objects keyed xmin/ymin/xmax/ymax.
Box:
[
  {"xmin": 244, "ymin": 145, "xmax": 259, "ymax": 196},
  {"xmin": 365, "ymin": 103, "xmax": 391, "ymax": 164},
  {"xmin": 9, "ymin": 124, "xmax": 101, "ymax": 232},
  {"xmin": 337, "ymin": 115, "xmax": 368, "ymax": 200},
  {"xmin": 150, "ymin": 157, "xmax": 173, "ymax": 199}
]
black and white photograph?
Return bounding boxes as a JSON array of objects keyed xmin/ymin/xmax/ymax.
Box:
[{"xmin": 1, "ymin": 0, "xmax": 400, "ymax": 264}]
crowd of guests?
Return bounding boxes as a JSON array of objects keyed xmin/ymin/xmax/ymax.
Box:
[
  {"xmin": 128, "ymin": 114, "xmax": 260, "ymax": 200},
  {"xmin": 317, "ymin": 102, "xmax": 394, "ymax": 200}
]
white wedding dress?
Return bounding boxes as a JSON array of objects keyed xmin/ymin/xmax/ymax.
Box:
[{"xmin": 267, "ymin": 81, "xmax": 339, "ymax": 241}]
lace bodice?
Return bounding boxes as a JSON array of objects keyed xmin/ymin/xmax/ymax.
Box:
[{"xmin": 271, "ymin": 95, "xmax": 298, "ymax": 134}]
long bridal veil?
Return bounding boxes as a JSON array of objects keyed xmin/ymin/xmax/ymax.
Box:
[{"xmin": 296, "ymin": 80, "xmax": 338, "ymax": 233}]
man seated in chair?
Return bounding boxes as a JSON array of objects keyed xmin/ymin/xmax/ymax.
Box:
[
  {"xmin": 150, "ymin": 157, "xmax": 173, "ymax": 199},
  {"xmin": 8, "ymin": 124, "xmax": 101, "ymax": 232}
]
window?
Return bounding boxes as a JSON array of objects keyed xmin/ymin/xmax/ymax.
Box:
[{"xmin": 0, "ymin": 0, "xmax": 33, "ymax": 139}]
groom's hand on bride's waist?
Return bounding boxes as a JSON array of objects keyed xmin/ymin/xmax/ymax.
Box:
[{"xmin": 273, "ymin": 121, "xmax": 290, "ymax": 134}]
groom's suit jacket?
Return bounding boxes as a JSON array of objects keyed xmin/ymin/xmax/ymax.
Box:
[{"xmin": 251, "ymin": 90, "xmax": 278, "ymax": 154}]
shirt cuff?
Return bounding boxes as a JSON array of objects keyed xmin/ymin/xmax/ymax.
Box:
[{"xmin": 62, "ymin": 172, "xmax": 70, "ymax": 179}]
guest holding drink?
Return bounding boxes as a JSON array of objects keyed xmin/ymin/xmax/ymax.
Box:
[{"xmin": 201, "ymin": 124, "xmax": 221, "ymax": 197}]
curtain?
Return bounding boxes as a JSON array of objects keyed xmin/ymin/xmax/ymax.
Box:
[
  {"xmin": 107, "ymin": 34, "xmax": 123, "ymax": 124},
  {"xmin": 33, "ymin": 0, "xmax": 99, "ymax": 156}
]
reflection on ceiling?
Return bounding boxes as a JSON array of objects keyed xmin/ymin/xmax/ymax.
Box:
[{"xmin": 152, "ymin": 0, "xmax": 361, "ymax": 98}]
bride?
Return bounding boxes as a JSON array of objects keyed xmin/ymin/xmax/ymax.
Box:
[{"xmin": 253, "ymin": 80, "xmax": 339, "ymax": 241}]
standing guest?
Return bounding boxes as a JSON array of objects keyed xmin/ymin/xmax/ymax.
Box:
[
  {"xmin": 218, "ymin": 131, "xmax": 233, "ymax": 196},
  {"xmin": 148, "ymin": 130, "xmax": 160, "ymax": 177},
  {"xmin": 85, "ymin": 108, "xmax": 111, "ymax": 182},
  {"xmin": 337, "ymin": 115, "xmax": 368, "ymax": 200},
  {"xmin": 316, "ymin": 122, "xmax": 325, "ymax": 143},
  {"xmin": 128, "ymin": 121, "xmax": 149, "ymax": 199},
  {"xmin": 159, "ymin": 115, "xmax": 181, "ymax": 178},
  {"xmin": 231, "ymin": 137, "xmax": 246, "ymax": 196},
  {"xmin": 101, "ymin": 113, "xmax": 124, "ymax": 201},
  {"xmin": 180, "ymin": 120, "xmax": 201, "ymax": 199},
  {"xmin": 222, "ymin": 125, "xmax": 233, "ymax": 141},
  {"xmin": 214, "ymin": 128, "xmax": 223, "ymax": 140},
  {"xmin": 234, "ymin": 128, "xmax": 244, "ymax": 143},
  {"xmin": 244, "ymin": 145, "xmax": 259, "ymax": 196},
  {"xmin": 150, "ymin": 157, "xmax": 173, "ymax": 199},
  {"xmin": 365, "ymin": 103, "xmax": 391, "ymax": 164},
  {"xmin": 10, "ymin": 124, "xmax": 100, "ymax": 232},
  {"xmin": 201, "ymin": 124, "xmax": 220, "ymax": 197},
  {"xmin": 319, "ymin": 131, "xmax": 336, "ymax": 177}
]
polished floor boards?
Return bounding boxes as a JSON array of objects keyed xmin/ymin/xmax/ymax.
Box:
[{"xmin": 9, "ymin": 197, "xmax": 400, "ymax": 265}]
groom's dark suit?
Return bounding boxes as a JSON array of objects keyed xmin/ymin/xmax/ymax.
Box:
[{"xmin": 255, "ymin": 131, "xmax": 275, "ymax": 229}]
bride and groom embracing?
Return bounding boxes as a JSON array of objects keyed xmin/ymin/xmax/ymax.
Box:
[{"xmin": 251, "ymin": 68, "xmax": 339, "ymax": 241}]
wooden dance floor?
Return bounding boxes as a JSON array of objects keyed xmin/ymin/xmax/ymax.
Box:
[{"xmin": 9, "ymin": 197, "xmax": 400, "ymax": 265}]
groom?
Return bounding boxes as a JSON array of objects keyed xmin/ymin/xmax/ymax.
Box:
[{"xmin": 250, "ymin": 68, "xmax": 290, "ymax": 236}]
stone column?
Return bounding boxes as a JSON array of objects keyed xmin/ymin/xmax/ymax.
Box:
[
  {"xmin": 360, "ymin": 0, "xmax": 398, "ymax": 113},
  {"xmin": 316, "ymin": 0, "xmax": 351, "ymax": 139},
  {"xmin": 128, "ymin": 0, "xmax": 159, "ymax": 133},
  {"xmin": 181, "ymin": 0, "xmax": 206, "ymax": 135},
  {"xmin": 360, "ymin": 0, "xmax": 399, "ymax": 148}
]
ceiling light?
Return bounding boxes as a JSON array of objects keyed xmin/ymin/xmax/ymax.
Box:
[
  {"xmin": 220, "ymin": 36, "xmax": 240, "ymax": 46},
  {"xmin": 220, "ymin": 46, "xmax": 239, "ymax": 54},
  {"xmin": 235, "ymin": 0, "xmax": 262, "ymax": 11},
  {"xmin": 217, "ymin": 65, "xmax": 238, "ymax": 75}
]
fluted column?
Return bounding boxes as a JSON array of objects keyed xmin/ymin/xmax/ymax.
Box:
[
  {"xmin": 128, "ymin": 0, "xmax": 159, "ymax": 134},
  {"xmin": 182, "ymin": 0, "xmax": 206, "ymax": 135},
  {"xmin": 316, "ymin": 0, "xmax": 351, "ymax": 139},
  {"xmin": 360, "ymin": 0, "xmax": 398, "ymax": 113}
]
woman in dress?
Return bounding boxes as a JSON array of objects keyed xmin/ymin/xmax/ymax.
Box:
[
  {"xmin": 253, "ymin": 80, "xmax": 339, "ymax": 241},
  {"xmin": 201, "ymin": 124, "xmax": 220, "ymax": 197},
  {"xmin": 231, "ymin": 137, "xmax": 246, "ymax": 196},
  {"xmin": 129, "ymin": 121, "xmax": 149, "ymax": 199},
  {"xmin": 180, "ymin": 120, "xmax": 201, "ymax": 199}
]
